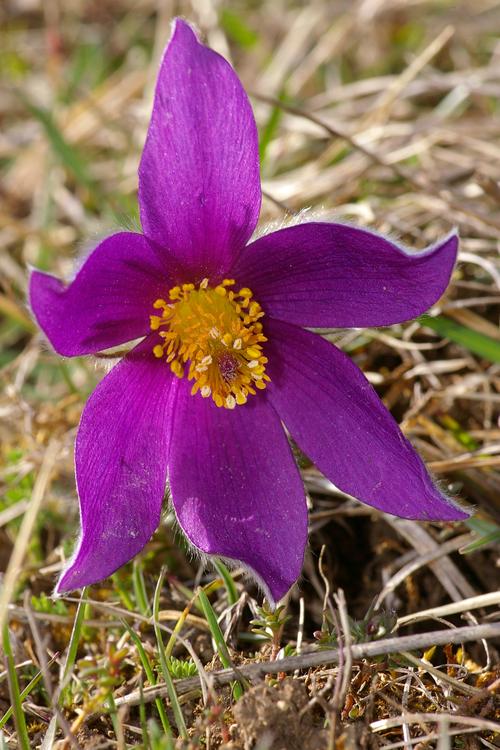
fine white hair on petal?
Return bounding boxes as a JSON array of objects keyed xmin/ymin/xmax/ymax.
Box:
[
  {"xmin": 69, "ymin": 230, "xmax": 114, "ymax": 279},
  {"xmin": 89, "ymin": 334, "xmax": 145, "ymax": 373},
  {"xmin": 69, "ymin": 210, "xmax": 142, "ymax": 281},
  {"xmin": 253, "ymin": 207, "xmax": 459, "ymax": 258},
  {"xmin": 93, "ymin": 356, "xmax": 121, "ymax": 375},
  {"xmin": 52, "ymin": 522, "xmax": 83, "ymax": 599},
  {"xmin": 165, "ymin": 498, "xmax": 284, "ymax": 609},
  {"xmin": 26, "ymin": 216, "xmax": 144, "ymax": 359},
  {"xmin": 253, "ymin": 206, "xmax": 373, "ymax": 242},
  {"xmin": 251, "ymin": 206, "xmax": 315, "ymax": 241},
  {"xmin": 420, "ymin": 471, "xmax": 473, "ymax": 518}
]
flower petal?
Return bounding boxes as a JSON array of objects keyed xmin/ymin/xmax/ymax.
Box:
[
  {"xmin": 168, "ymin": 380, "xmax": 308, "ymax": 603},
  {"xmin": 139, "ymin": 19, "xmax": 261, "ymax": 280},
  {"xmin": 56, "ymin": 338, "xmax": 175, "ymax": 592},
  {"xmin": 29, "ymin": 232, "xmax": 173, "ymax": 356},
  {"xmin": 265, "ymin": 319, "xmax": 469, "ymax": 521},
  {"xmin": 231, "ymin": 223, "xmax": 457, "ymax": 328}
]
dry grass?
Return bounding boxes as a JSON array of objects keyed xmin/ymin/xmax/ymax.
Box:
[{"xmin": 0, "ymin": 0, "xmax": 499, "ymax": 748}]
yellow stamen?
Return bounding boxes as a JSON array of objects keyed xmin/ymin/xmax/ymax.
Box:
[
  {"xmin": 150, "ymin": 278, "xmax": 269, "ymax": 408},
  {"xmin": 246, "ymin": 347, "xmax": 261, "ymax": 359}
]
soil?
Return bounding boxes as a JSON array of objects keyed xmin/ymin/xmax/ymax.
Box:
[{"xmin": 222, "ymin": 678, "xmax": 328, "ymax": 750}]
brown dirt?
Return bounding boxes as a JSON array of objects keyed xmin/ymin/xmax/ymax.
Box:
[{"xmin": 223, "ymin": 678, "xmax": 328, "ymax": 750}]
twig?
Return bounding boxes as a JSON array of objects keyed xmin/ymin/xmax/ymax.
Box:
[
  {"xmin": 397, "ymin": 592, "xmax": 500, "ymax": 627},
  {"xmin": 370, "ymin": 713, "xmax": 500, "ymax": 734},
  {"xmin": 114, "ymin": 621, "xmax": 500, "ymax": 708},
  {"xmin": 399, "ymin": 652, "xmax": 481, "ymax": 697},
  {"xmin": 374, "ymin": 533, "xmax": 474, "ymax": 610}
]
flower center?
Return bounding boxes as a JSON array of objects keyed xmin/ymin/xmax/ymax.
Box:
[{"xmin": 150, "ymin": 279, "xmax": 269, "ymax": 408}]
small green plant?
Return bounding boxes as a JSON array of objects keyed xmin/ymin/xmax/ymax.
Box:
[
  {"xmin": 314, "ymin": 602, "xmax": 397, "ymax": 649},
  {"xmin": 250, "ymin": 603, "xmax": 290, "ymax": 641},
  {"xmin": 31, "ymin": 592, "xmax": 68, "ymax": 616},
  {"xmin": 64, "ymin": 642, "xmax": 129, "ymax": 735},
  {"xmin": 250, "ymin": 603, "xmax": 291, "ymax": 660},
  {"xmin": 2, "ymin": 450, "xmax": 34, "ymax": 525},
  {"xmin": 167, "ymin": 656, "xmax": 198, "ymax": 679}
]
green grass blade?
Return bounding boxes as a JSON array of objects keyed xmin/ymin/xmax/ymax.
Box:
[
  {"xmin": 60, "ymin": 586, "xmax": 88, "ymax": 705},
  {"xmin": 106, "ymin": 692, "xmax": 121, "ymax": 742},
  {"xmin": 220, "ymin": 9, "xmax": 258, "ymax": 48},
  {"xmin": 22, "ymin": 99, "xmax": 96, "ymax": 191},
  {"xmin": 461, "ymin": 517, "xmax": 500, "ymax": 553},
  {"xmin": 2, "ymin": 623, "xmax": 30, "ymax": 750},
  {"xmin": 123, "ymin": 620, "xmax": 172, "ymax": 735},
  {"xmin": 139, "ymin": 683, "xmax": 151, "ymax": 750},
  {"xmin": 148, "ymin": 716, "xmax": 175, "ymax": 750},
  {"xmin": 197, "ymin": 587, "xmax": 244, "ymax": 699},
  {"xmin": 58, "ymin": 362, "xmax": 81, "ymax": 397},
  {"xmin": 213, "ymin": 559, "xmax": 239, "ymax": 606},
  {"xmin": 112, "ymin": 573, "xmax": 135, "ymax": 611},
  {"xmin": 259, "ymin": 89, "xmax": 285, "ymax": 164},
  {"xmin": 197, "ymin": 588, "xmax": 232, "ymax": 668},
  {"xmin": 419, "ymin": 314, "xmax": 500, "ymax": 363},
  {"xmin": 0, "ymin": 653, "xmax": 58, "ymax": 730},
  {"xmin": 132, "ymin": 559, "xmax": 150, "ymax": 616},
  {"xmin": 153, "ymin": 569, "xmax": 188, "ymax": 739},
  {"xmin": 461, "ymin": 529, "xmax": 500, "ymax": 553}
]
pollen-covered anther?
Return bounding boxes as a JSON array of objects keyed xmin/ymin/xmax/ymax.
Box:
[{"xmin": 150, "ymin": 278, "xmax": 269, "ymax": 408}]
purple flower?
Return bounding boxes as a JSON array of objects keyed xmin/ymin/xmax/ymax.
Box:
[{"xmin": 30, "ymin": 19, "xmax": 468, "ymax": 603}]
